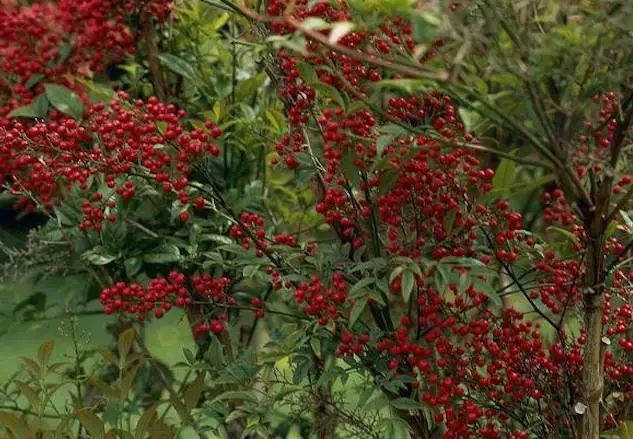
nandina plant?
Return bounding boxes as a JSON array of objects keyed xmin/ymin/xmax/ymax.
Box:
[{"xmin": 0, "ymin": 0, "xmax": 631, "ymax": 438}]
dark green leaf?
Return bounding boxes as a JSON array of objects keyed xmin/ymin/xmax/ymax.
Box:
[
  {"xmin": 391, "ymin": 397, "xmax": 424, "ymax": 410},
  {"xmin": 349, "ymin": 296, "xmax": 368, "ymax": 327},
  {"xmin": 340, "ymin": 148, "xmax": 360, "ymax": 186},
  {"xmin": 45, "ymin": 83, "xmax": 84, "ymax": 120},
  {"xmin": 349, "ymin": 277, "xmax": 376, "ymax": 297},
  {"xmin": 159, "ymin": 53, "xmax": 197, "ymax": 81},
  {"xmin": 25, "ymin": 74, "xmax": 45, "ymax": 89},
  {"xmin": 82, "ymin": 246, "xmax": 118, "ymax": 265},
  {"xmin": 8, "ymin": 93, "xmax": 49, "ymax": 119},
  {"xmin": 143, "ymin": 244, "xmax": 181, "ymax": 264},
  {"xmin": 235, "ymin": 73, "xmax": 266, "ymax": 101},
  {"xmin": 124, "ymin": 258, "xmax": 143, "ymax": 278}
]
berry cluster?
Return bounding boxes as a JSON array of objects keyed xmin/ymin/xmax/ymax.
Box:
[
  {"xmin": 0, "ymin": 0, "xmax": 172, "ymax": 113},
  {"xmin": 261, "ymin": 0, "xmax": 633, "ymax": 435},
  {"xmin": 100, "ymin": 271, "xmax": 192, "ymax": 320},
  {"xmin": 100, "ymin": 271, "xmax": 231, "ymax": 325},
  {"xmin": 0, "ymin": 92, "xmax": 221, "ymax": 228},
  {"xmin": 291, "ymin": 272, "xmax": 348, "ymax": 326}
]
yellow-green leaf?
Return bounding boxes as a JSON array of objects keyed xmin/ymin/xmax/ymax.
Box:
[
  {"xmin": 38, "ymin": 339, "xmax": 54, "ymax": 367},
  {"xmin": 118, "ymin": 327, "xmax": 136, "ymax": 362},
  {"xmin": 135, "ymin": 407, "xmax": 157, "ymax": 439},
  {"xmin": 76, "ymin": 408, "xmax": 105, "ymax": 439}
]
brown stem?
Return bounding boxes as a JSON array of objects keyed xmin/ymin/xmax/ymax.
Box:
[
  {"xmin": 577, "ymin": 214, "xmax": 608, "ymax": 438},
  {"xmin": 140, "ymin": 11, "xmax": 167, "ymax": 101}
]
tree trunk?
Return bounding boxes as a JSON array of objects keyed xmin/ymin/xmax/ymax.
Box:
[
  {"xmin": 579, "ymin": 293, "xmax": 604, "ymax": 438},
  {"xmin": 578, "ymin": 230, "xmax": 606, "ymax": 439},
  {"xmin": 140, "ymin": 10, "xmax": 167, "ymax": 101}
]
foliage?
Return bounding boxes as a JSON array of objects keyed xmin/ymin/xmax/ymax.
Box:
[{"xmin": 0, "ymin": 0, "xmax": 632, "ymax": 438}]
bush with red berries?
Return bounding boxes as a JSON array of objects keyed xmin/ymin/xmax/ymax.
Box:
[{"xmin": 0, "ymin": 0, "xmax": 631, "ymax": 438}]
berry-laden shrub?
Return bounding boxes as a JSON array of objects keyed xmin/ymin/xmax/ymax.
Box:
[
  {"xmin": 1, "ymin": 0, "xmax": 632, "ymax": 438},
  {"xmin": 0, "ymin": 0, "xmax": 171, "ymax": 114}
]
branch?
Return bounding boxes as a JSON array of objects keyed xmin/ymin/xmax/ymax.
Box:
[{"xmin": 140, "ymin": 10, "xmax": 167, "ymax": 101}]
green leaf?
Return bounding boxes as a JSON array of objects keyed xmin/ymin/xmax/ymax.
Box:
[
  {"xmin": 480, "ymin": 285, "xmax": 503, "ymax": 308},
  {"xmin": 296, "ymin": 62, "xmax": 319, "ymax": 84},
  {"xmin": 8, "ymin": 104, "xmax": 41, "ymax": 119},
  {"xmin": 458, "ymin": 107, "xmax": 480, "ymax": 133},
  {"xmin": 301, "ymin": 17, "xmax": 331, "ymax": 30},
  {"xmin": 349, "ymin": 277, "xmax": 376, "ymax": 297},
  {"xmin": 411, "ymin": 11, "xmax": 440, "ymax": 42},
  {"xmin": 213, "ymin": 391, "xmax": 257, "ymax": 403},
  {"xmin": 376, "ymin": 135, "xmax": 394, "ymax": 157},
  {"xmin": 340, "ymin": 148, "xmax": 359, "ymax": 186},
  {"xmin": 79, "ymin": 79, "xmax": 116, "ymax": 103},
  {"xmin": 8, "ymin": 93, "xmax": 49, "ymax": 119},
  {"xmin": 492, "ymin": 159, "xmax": 516, "ymax": 192},
  {"xmin": 235, "ymin": 73, "xmax": 266, "ymax": 101},
  {"xmin": 329, "ymin": 21, "xmax": 355, "ymax": 44},
  {"xmin": 183, "ymin": 374, "xmax": 205, "ymax": 411},
  {"xmin": 401, "ymin": 270, "xmax": 415, "ymax": 303},
  {"xmin": 620, "ymin": 210, "xmax": 633, "ymax": 233},
  {"xmin": 143, "ymin": 244, "xmax": 181, "ymax": 264},
  {"xmin": 25, "ymin": 73, "xmax": 45, "ymax": 89},
  {"xmin": 124, "ymin": 258, "xmax": 143, "ymax": 278},
  {"xmin": 31, "ymin": 94, "xmax": 50, "ymax": 118},
  {"xmin": 118, "ymin": 328, "xmax": 136, "ymax": 361},
  {"xmin": 619, "ymin": 420, "xmax": 633, "ymax": 439},
  {"xmin": 391, "ymin": 397, "xmax": 424, "ymax": 410},
  {"xmin": 82, "ymin": 246, "xmax": 118, "ymax": 265},
  {"xmin": 546, "ymin": 226, "xmax": 579, "ymax": 243},
  {"xmin": 312, "ymin": 83, "xmax": 346, "ymax": 109},
  {"xmin": 378, "ymin": 169, "xmax": 398, "ymax": 194},
  {"xmin": 17, "ymin": 383, "xmax": 40, "ymax": 410},
  {"xmin": 76, "ymin": 409, "xmax": 105, "ymax": 439},
  {"xmin": 364, "ymin": 394, "xmax": 389, "ymax": 411},
  {"xmin": 202, "ymin": 234, "xmax": 233, "ymax": 245},
  {"xmin": 38, "ymin": 340, "xmax": 54, "ymax": 367},
  {"xmin": 380, "ymin": 123, "xmax": 410, "ymax": 136},
  {"xmin": 389, "ymin": 266, "xmax": 405, "ymax": 284},
  {"xmin": 44, "ymin": 83, "xmax": 84, "ymax": 120},
  {"xmin": 242, "ymin": 265, "xmax": 259, "ymax": 278},
  {"xmin": 383, "ymin": 416, "xmax": 411, "ymax": 438},
  {"xmin": 349, "ymin": 296, "xmax": 368, "ymax": 327},
  {"xmin": 0, "ymin": 411, "xmax": 29, "ymax": 438},
  {"xmin": 158, "ymin": 53, "xmax": 197, "ymax": 81},
  {"xmin": 265, "ymin": 109, "xmax": 285, "ymax": 134}
]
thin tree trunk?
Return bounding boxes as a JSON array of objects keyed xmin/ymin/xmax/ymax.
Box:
[
  {"xmin": 579, "ymin": 293, "xmax": 604, "ymax": 439},
  {"xmin": 578, "ymin": 219, "xmax": 607, "ymax": 438},
  {"xmin": 140, "ymin": 10, "xmax": 167, "ymax": 101}
]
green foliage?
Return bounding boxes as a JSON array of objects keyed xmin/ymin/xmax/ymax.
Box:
[{"xmin": 2, "ymin": 0, "xmax": 633, "ymax": 437}]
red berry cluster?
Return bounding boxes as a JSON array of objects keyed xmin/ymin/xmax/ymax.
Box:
[
  {"xmin": 100, "ymin": 271, "xmax": 231, "ymax": 324},
  {"xmin": 261, "ymin": 0, "xmax": 633, "ymax": 435},
  {"xmin": 0, "ymin": 0, "xmax": 172, "ymax": 113},
  {"xmin": 0, "ymin": 92, "xmax": 221, "ymax": 228},
  {"xmin": 338, "ymin": 330, "xmax": 370, "ymax": 357},
  {"xmin": 291, "ymin": 272, "xmax": 348, "ymax": 326},
  {"xmin": 100, "ymin": 271, "xmax": 192, "ymax": 320},
  {"xmin": 230, "ymin": 212, "xmax": 267, "ymax": 254}
]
